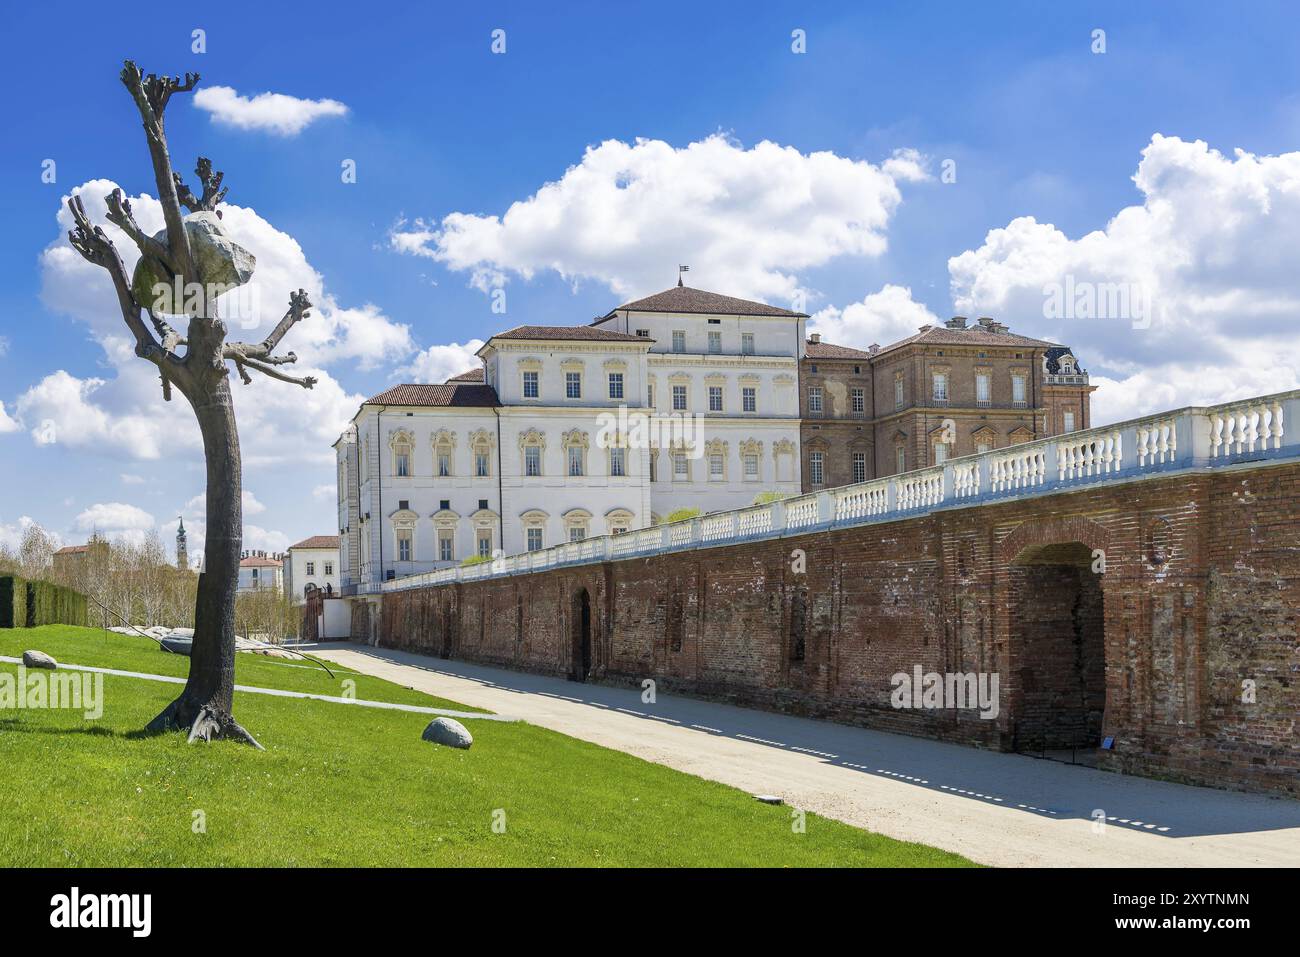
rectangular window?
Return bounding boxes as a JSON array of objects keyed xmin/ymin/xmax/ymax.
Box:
[
  {"xmin": 396, "ymin": 453, "xmax": 410, "ymax": 477},
  {"xmin": 610, "ymin": 524, "xmax": 628, "ymax": 536},
  {"xmin": 477, "ymin": 531, "xmax": 492, "ymax": 558},
  {"xmin": 649, "ymin": 451, "xmax": 658, "ymax": 482},
  {"xmin": 526, "ymin": 527, "xmax": 543, "ymax": 552},
  {"xmin": 523, "ymin": 370, "xmax": 539, "ymax": 398},
  {"xmin": 672, "ymin": 330, "xmax": 686, "ymax": 353},
  {"xmin": 895, "ymin": 375, "xmax": 904, "ymax": 409},
  {"xmin": 744, "ymin": 454, "xmax": 759, "ymax": 479},
  {"xmin": 525, "ymin": 445, "xmax": 541, "ymax": 477},
  {"xmin": 851, "ymin": 388, "xmax": 865, "ymax": 415},
  {"xmin": 1012, "ymin": 374, "xmax": 1026, "ymax": 404},
  {"xmin": 398, "ymin": 531, "xmax": 412, "ymax": 563},
  {"xmin": 852, "ymin": 452, "xmax": 867, "ymax": 484},
  {"xmin": 568, "ymin": 526, "xmax": 586, "ymax": 543},
  {"xmin": 933, "ymin": 372, "xmax": 948, "ymax": 402},
  {"xmin": 305, "ymin": 562, "xmax": 315, "ymax": 576},
  {"xmin": 610, "ymin": 447, "xmax": 626, "ymax": 477},
  {"xmin": 324, "ymin": 562, "xmax": 333, "ymax": 576},
  {"xmin": 608, "ymin": 372, "xmax": 624, "ymax": 399},
  {"xmin": 475, "ymin": 452, "xmax": 489, "ymax": 477},
  {"xmin": 709, "ymin": 453, "xmax": 724, "ymax": 479},
  {"xmin": 635, "ymin": 329, "xmax": 650, "ymax": 338},
  {"xmin": 565, "ymin": 371, "xmax": 582, "ymax": 399},
  {"xmin": 708, "ymin": 331, "xmax": 722, "ymax": 353},
  {"xmin": 741, "ymin": 333, "xmax": 755, "ymax": 355},
  {"xmin": 934, "ymin": 443, "xmax": 949, "ymax": 465},
  {"xmin": 708, "ymin": 386, "xmax": 723, "ymax": 412},
  {"xmin": 976, "ymin": 440, "xmax": 992, "ymax": 454},
  {"xmin": 896, "ymin": 446, "xmax": 906, "ymax": 473},
  {"xmin": 1063, "ymin": 411, "xmax": 1076, "ymax": 433},
  {"xmin": 672, "ymin": 384, "xmax": 687, "ymax": 411},
  {"xmin": 568, "ymin": 446, "xmax": 584, "ymax": 476},
  {"xmin": 438, "ymin": 532, "xmax": 454, "ymax": 563},
  {"xmin": 976, "ymin": 373, "xmax": 990, "ymax": 404},
  {"xmin": 673, "ymin": 453, "xmax": 689, "ymax": 480},
  {"xmin": 742, "ymin": 387, "xmax": 757, "ymax": 412},
  {"xmin": 437, "ymin": 453, "xmax": 451, "ymax": 477},
  {"xmin": 810, "ymin": 451, "xmax": 824, "ymax": 485},
  {"xmin": 647, "ymin": 383, "xmax": 655, "ymax": 407},
  {"xmin": 808, "ymin": 386, "xmax": 823, "ymax": 413}
]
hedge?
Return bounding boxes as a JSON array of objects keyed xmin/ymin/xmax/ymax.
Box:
[
  {"xmin": 0, "ymin": 576, "xmax": 27, "ymax": 629},
  {"xmin": 0, "ymin": 576, "xmax": 87, "ymax": 629}
]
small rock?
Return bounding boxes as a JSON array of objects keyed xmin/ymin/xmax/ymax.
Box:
[
  {"xmin": 421, "ymin": 717, "xmax": 473, "ymax": 750},
  {"xmin": 754, "ymin": 794, "xmax": 784, "ymax": 805},
  {"xmin": 22, "ymin": 650, "xmax": 57, "ymax": 670}
]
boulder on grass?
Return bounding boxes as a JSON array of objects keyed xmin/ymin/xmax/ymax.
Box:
[
  {"xmin": 22, "ymin": 650, "xmax": 57, "ymax": 670},
  {"xmin": 421, "ymin": 717, "xmax": 473, "ymax": 750}
]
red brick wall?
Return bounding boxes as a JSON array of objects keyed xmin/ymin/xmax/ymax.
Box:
[{"xmin": 375, "ymin": 462, "xmax": 1300, "ymax": 796}]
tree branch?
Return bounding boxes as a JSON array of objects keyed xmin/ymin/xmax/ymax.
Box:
[
  {"xmin": 176, "ymin": 157, "xmax": 228, "ymax": 215},
  {"xmin": 119, "ymin": 60, "xmax": 198, "ymax": 286},
  {"xmin": 66, "ymin": 193, "xmax": 165, "ymax": 364},
  {"xmin": 238, "ymin": 357, "xmax": 317, "ymax": 390},
  {"xmin": 104, "ymin": 188, "xmax": 174, "ymax": 270},
  {"xmin": 223, "ymin": 290, "xmax": 313, "ymax": 362}
]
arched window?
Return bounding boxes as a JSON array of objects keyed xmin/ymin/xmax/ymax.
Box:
[
  {"xmin": 518, "ymin": 429, "xmax": 546, "ymax": 477},
  {"xmin": 469, "ymin": 429, "xmax": 494, "ymax": 478},
  {"xmin": 563, "ymin": 429, "xmax": 589, "ymax": 477},
  {"xmin": 563, "ymin": 508, "xmax": 592, "ymax": 542},
  {"xmin": 389, "ymin": 429, "xmax": 414, "ymax": 478},
  {"xmin": 432, "ymin": 429, "xmax": 456, "ymax": 478}
]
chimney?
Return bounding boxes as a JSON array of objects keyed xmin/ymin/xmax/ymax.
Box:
[
  {"xmin": 809, "ymin": 333, "xmax": 821, "ymax": 344},
  {"xmin": 946, "ymin": 316, "xmax": 968, "ymax": 329}
]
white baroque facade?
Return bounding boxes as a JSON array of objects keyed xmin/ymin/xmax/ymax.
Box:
[{"xmin": 335, "ymin": 285, "xmax": 806, "ymax": 589}]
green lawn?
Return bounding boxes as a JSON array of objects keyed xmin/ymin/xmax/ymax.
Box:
[
  {"xmin": 0, "ymin": 626, "xmax": 974, "ymax": 867},
  {"xmin": 0, "ymin": 624, "xmax": 472, "ymax": 709}
]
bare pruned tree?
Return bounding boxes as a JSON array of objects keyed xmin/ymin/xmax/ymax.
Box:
[{"xmin": 66, "ymin": 61, "xmax": 317, "ymax": 748}]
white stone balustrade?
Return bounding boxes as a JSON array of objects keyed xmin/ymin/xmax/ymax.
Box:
[{"xmin": 363, "ymin": 389, "xmax": 1300, "ymax": 594}]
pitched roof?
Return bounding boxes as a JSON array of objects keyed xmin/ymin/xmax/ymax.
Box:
[
  {"xmin": 363, "ymin": 383, "xmax": 501, "ymax": 408},
  {"xmin": 446, "ymin": 367, "xmax": 485, "ymax": 382},
  {"xmin": 54, "ymin": 545, "xmax": 88, "ymax": 556},
  {"xmin": 602, "ymin": 285, "xmax": 808, "ymax": 319},
  {"xmin": 290, "ymin": 535, "xmax": 340, "ymax": 550},
  {"xmin": 805, "ymin": 339, "xmax": 875, "ymax": 360},
  {"xmin": 872, "ymin": 323, "xmax": 1055, "ymax": 358},
  {"xmin": 240, "ymin": 556, "xmax": 282, "ymax": 568},
  {"xmin": 490, "ymin": 325, "xmax": 649, "ymax": 343}
]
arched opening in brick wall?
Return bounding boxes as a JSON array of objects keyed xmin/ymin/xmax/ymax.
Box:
[
  {"xmin": 570, "ymin": 588, "xmax": 592, "ymax": 683},
  {"xmin": 1006, "ymin": 540, "xmax": 1107, "ymax": 761}
]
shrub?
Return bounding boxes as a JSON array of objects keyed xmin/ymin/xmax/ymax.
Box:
[
  {"xmin": 0, "ymin": 576, "xmax": 28, "ymax": 629},
  {"xmin": 460, "ymin": 554, "xmax": 492, "ymax": 566},
  {"xmin": 751, "ymin": 491, "xmax": 794, "ymax": 506},
  {"xmin": 14, "ymin": 579, "xmax": 88, "ymax": 628},
  {"xmin": 663, "ymin": 507, "xmax": 702, "ymax": 524}
]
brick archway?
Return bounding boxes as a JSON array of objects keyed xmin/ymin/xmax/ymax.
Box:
[
  {"xmin": 996, "ymin": 515, "xmax": 1113, "ymax": 761},
  {"xmin": 998, "ymin": 515, "xmax": 1111, "ymax": 566}
]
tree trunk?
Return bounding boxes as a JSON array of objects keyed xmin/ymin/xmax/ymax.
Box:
[{"xmin": 146, "ymin": 373, "xmax": 263, "ymax": 748}]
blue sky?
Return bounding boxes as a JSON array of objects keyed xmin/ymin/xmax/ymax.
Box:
[{"xmin": 2, "ymin": 0, "xmax": 1299, "ymax": 556}]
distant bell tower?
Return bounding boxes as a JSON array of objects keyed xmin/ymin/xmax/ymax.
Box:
[{"xmin": 176, "ymin": 517, "xmax": 188, "ymax": 571}]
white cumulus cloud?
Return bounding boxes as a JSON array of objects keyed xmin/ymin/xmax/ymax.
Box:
[
  {"xmin": 396, "ymin": 339, "xmax": 486, "ymax": 384},
  {"xmin": 390, "ymin": 135, "xmax": 927, "ymax": 305},
  {"xmin": 193, "ymin": 85, "xmax": 348, "ymax": 136},
  {"xmin": 947, "ymin": 134, "xmax": 1300, "ymax": 424},
  {"xmin": 808, "ymin": 284, "xmax": 940, "ymax": 352}
]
